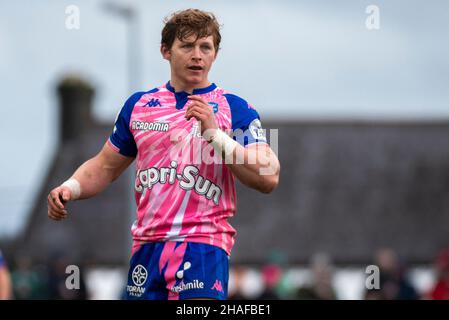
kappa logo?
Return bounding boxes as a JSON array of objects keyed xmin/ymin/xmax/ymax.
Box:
[
  {"xmin": 211, "ymin": 279, "xmax": 224, "ymax": 293},
  {"xmin": 144, "ymin": 98, "xmax": 162, "ymax": 107},
  {"xmin": 132, "ymin": 264, "xmax": 148, "ymax": 286}
]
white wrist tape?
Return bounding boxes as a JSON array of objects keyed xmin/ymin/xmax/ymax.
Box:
[
  {"xmin": 209, "ymin": 129, "xmax": 239, "ymax": 156},
  {"xmin": 61, "ymin": 178, "xmax": 81, "ymax": 200}
]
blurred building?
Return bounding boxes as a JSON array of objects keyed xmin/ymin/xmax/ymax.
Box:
[
  {"xmin": 231, "ymin": 119, "xmax": 449, "ymax": 265},
  {"xmin": 4, "ymin": 76, "xmax": 133, "ymax": 266}
]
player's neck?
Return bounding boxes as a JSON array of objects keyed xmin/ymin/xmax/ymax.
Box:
[{"xmin": 169, "ymin": 78, "xmax": 211, "ymax": 94}]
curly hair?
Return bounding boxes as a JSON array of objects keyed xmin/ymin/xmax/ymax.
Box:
[{"xmin": 161, "ymin": 9, "xmax": 221, "ymax": 51}]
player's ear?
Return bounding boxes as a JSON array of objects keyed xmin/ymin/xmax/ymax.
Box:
[{"xmin": 161, "ymin": 44, "xmax": 171, "ymax": 61}]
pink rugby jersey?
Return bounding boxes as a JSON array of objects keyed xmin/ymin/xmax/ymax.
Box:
[{"xmin": 108, "ymin": 82, "xmax": 267, "ymax": 255}]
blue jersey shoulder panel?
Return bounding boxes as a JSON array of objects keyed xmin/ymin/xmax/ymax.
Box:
[
  {"xmin": 224, "ymin": 93, "xmax": 267, "ymax": 146},
  {"xmin": 109, "ymin": 88, "xmax": 159, "ymax": 157},
  {"xmin": 224, "ymin": 93, "xmax": 259, "ymax": 131},
  {"xmin": 0, "ymin": 250, "xmax": 5, "ymax": 267}
]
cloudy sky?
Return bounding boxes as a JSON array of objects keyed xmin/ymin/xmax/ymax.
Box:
[{"xmin": 1, "ymin": 0, "xmax": 448, "ymax": 236}]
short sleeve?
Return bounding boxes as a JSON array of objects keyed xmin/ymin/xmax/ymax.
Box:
[
  {"xmin": 108, "ymin": 92, "xmax": 145, "ymax": 157},
  {"xmin": 224, "ymin": 93, "xmax": 267, "ymax": 147}
]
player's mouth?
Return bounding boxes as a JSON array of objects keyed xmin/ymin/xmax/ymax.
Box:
[{"xmin": 187, "ymin": 65, "xmax": 203, "ymax": 71}]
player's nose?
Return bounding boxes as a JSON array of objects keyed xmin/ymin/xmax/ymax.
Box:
[{"xmin": 191, "ymin": 46, "xmax": 202, "ymax": 60}]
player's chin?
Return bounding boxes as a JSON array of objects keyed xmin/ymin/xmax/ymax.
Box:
[{"xmin": 184, "ymin": 73, "xmax": 204, "ymax": 84}]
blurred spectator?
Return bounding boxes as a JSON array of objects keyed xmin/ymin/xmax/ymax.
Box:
[
  {"xmin": 228, "ymin": 265, "xmax": 248, "ymax": 300},
  {"xmin": 428, "ymin": 249, "xmax": 449, "ymax": 300},
  {"xmin": 11, "ymin": 256, "xmax": 44, "ymax": 299},
  {"xmin": 0, "ymin": 249, "xmax": 12, "ymax": 300},
  {"xmin": 256, "ymin": 264, "xmax": 282, "ymax": 300},
  {"xmin": 266, "ymin": 250, "xmax": 293, "ymax": 298},
  {"xmin": 295, "ymin": 253, "xmax": 337, "ymax": 300},
  {"xmin": 365, "ymin": 248, "xmax": 418, "ymax": 300}
]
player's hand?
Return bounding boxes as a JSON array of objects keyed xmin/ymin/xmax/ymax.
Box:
[
  {"xmin": 185, "ymin": 95, "xmax": 218, "ymax": 139},
  {"xmin": 47, "ymin": 186, "xmax": 72, "ymax": 221}
]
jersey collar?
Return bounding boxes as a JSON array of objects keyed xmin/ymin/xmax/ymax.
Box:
[{"xmin": 166, "ymin": 81, "xmax": 217, "ymax": 95}]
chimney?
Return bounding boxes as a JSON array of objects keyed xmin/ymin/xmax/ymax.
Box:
[{"xmin": 57, "ymin": 75, "xmax": 95, "ymax": 142}]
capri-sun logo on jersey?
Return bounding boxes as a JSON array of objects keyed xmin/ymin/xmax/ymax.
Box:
[{"xmin": 135, "ymin": 160, "xmax": 222, "ymax": 205}]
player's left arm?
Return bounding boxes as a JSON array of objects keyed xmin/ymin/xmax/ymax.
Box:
[
  {"xmin": 186, "ymin": 95, "xmax": 280, "ymax": 194},
  {"xmin": 224, "ymin": 143, "xmax": 280, "ymax": 193}
]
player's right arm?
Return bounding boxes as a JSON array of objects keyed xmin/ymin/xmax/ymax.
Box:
[
  {"xmin": 48, "ymin": 91, "xmax": 143, "ymax": 221},
  {"xmin": 47, "ymin": 142, "xmax": 134, "ymax": 221}
]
